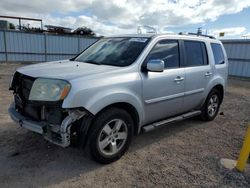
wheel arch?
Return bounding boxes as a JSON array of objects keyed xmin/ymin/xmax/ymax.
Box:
[
  {"xmin": 212, "ymin": 84, "xmax": 224, "ymax": 103},
  {"xmin": 201, "ymin": 83, "xmax": 224, "ymax": 109},
  {"xmin": 93, "ymin": 102, "xmax": 140, "ymax": 135},
  {"xmin": 203, "ymin": 75, "xmax": 226, "ymax": 106}
]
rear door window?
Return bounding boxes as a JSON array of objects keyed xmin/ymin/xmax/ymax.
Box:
[
  {"xmin": 184, "ymin": 41, "xmax": 208, "ymax": 67},
  {"xmin": 211, "ymin": 43, "xmax": 225, "ymax": 64}
]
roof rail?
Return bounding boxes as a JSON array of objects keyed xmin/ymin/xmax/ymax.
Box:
[{"xmin": 179, "ymin": 32, "xmax": 216, "ymax": 39}]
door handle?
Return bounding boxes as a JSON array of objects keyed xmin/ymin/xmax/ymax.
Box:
[
  {"xmin": 205, "ymin": 72, "xmax": 212, "ymax": 77},
  {"xmin": 174, "ymin": 76, "xmax": 184, "ymax": 82}
]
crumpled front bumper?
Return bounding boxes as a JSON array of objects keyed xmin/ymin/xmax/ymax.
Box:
[
  {"xmin": 8, "ymin": 103, "xmax": 46, "ymax": 134},
  {"xmin": 8, "ymin": 102, "xmax": 86, "ymax": 147}
]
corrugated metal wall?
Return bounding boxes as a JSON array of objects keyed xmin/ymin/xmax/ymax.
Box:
[
  {"xmin": 222, "ymin": 39, "xmax": 250, "ymax": 77},
  {"xmin": 1, "ymin": 30, "xmax": 249, "ymax": 78},
  {"xmin": 0, "ymin": 30, "xmax": 98, "ymax": 62}
]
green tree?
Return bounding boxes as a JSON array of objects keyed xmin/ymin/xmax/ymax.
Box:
[
  {"xmin": 74, "ymin": 27, "xmax": 95, "ymax": 36},
  {"xmin": 9, "ymin": 22, "xmax": 16, "ymax": 30}
]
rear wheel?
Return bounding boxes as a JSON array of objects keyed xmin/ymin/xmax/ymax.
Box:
[
  {"xmin": 200, "ymin": 89, "xmax": 221, "ymax": 121},
  {"xmin": 88, "ymin": 108, "xmax": 133, "ymax": 164}
]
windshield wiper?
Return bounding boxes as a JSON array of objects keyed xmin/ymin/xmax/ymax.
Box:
[
  {"xmin": 74, "ymin": 58, "xmax": 102, "ymax": 65},
  {"xmin": 82, "ymin": 60, "xmax": 101, "ymax": 65}
]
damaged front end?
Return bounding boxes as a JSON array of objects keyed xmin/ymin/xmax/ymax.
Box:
[
  {"xmin": 44, "ymin": 109, "xmax": 86, "ymax": 147},
  {"xmin": 9, "ymin": 104, "xmax": 86, "ymax": 147},
  {"xmin": 8, "ymin": 72, "xmax": 87, "ymax": 147}
]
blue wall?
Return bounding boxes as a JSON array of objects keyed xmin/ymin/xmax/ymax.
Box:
[
  {"xmin": 0, "ymin": 30, "xmax": 98, "ymax": 62},
  {"xmin": 222, "ymin": 39, "xmax": 250, "ymax": 77}
]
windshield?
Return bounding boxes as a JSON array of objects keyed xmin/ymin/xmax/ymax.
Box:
[{"xmin": 75, "ymin": 37, "xmax": 150, "ymax": 67}]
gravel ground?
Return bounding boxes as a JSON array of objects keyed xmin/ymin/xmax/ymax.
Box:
[{"xmin": 0, "ymin": 63, "xmax": 250, "ymax": 188}]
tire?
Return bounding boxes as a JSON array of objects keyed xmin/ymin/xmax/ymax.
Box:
[
  {"xmin": 200, "ymin": 88, "xmax": 221, "ymax": 121},
  {"xmin": 88, "ymin": 107, "xmax": 134, "ymax": 164}
]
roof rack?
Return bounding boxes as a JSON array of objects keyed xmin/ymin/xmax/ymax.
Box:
[{"xmin": 179, "ymin": 32, "xmax": 216, "ymax": 39}]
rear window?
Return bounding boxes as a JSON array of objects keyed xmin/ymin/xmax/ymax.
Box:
[
  {"xmin": 211, "ymin": 43, "xmax": 225, "ymax": 65},
  {"xmin": 184, "ymin": 41, "xmax": 208, "ymax": 67}
]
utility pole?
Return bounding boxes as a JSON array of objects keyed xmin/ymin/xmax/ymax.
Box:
[{"xmin": 197, "ymin": 27, "xmax": 202, "ymax": 35}]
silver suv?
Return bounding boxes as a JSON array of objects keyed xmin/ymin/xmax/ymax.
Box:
[{"xmin": 8, "ymin": 34, "xmax": 228, "ymax": 163}]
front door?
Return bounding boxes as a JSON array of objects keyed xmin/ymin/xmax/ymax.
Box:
[{"xmin": 141, "ymin": 40, "xmax": 185, "ymax": 124}]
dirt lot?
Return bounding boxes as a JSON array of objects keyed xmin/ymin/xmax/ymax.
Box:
[{"xmin": 0, "ymin": 63, "xmax": 250, "ymax": 188}]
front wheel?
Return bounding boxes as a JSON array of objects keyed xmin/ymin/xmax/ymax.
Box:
[
  {"xmin": 200, "ymin": 89, "xmax": 221, "ymax": 121},
  {"xmin": 88, "ymin": 108, "xmax": 134, "ymax": 164}
]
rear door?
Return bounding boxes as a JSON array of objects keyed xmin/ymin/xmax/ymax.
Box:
[
  {"xmin": 141, "ymin": 39, "xmax": 186, "ymax": 124},
  {"xmin": 182, "ymin": 40, "xmax": 213, "ymax": 112}
]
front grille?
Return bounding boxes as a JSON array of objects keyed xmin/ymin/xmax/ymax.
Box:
[
  {"xmin": 11, "ymin": 71, "xmax": 35, "ymax": 101},
  {"xmin": 20, "ymin": 75, "xmax": 35, "ymax": 100},
  {"xmin": 12, "ymin": 72, "xmax": 38, "ymax": 119}
]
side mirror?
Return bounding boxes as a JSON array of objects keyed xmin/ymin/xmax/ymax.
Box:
[{"xmin": 146, "ymin": 59, "xmax": 164, "ymax": 72}]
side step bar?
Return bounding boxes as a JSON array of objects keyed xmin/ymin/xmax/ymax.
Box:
[{"xmin": 142, "ymin": 110, "xmax": 201, "ymax": 133}]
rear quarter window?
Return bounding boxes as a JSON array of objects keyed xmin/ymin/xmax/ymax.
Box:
[{"xmin": 211, "ymin": 43, "xmax": 225, "ymax": 65}]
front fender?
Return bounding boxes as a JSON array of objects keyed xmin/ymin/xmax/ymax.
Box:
[
  {"xmin": 87, "ymin": 91, "xmax": 143, "ymax": 120},
  {"xmin": 63, "ymin": 88, "xmax": 144, "ymax": 125}
]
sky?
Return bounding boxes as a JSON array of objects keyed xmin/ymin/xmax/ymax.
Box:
[{"xmin": 0, "ymin": 0, "xmax": 250, "ymax": 38}]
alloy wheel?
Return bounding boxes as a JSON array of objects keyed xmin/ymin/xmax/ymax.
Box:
[
  {"xmin": 207, "ymin": 94, "xmax": 219, "ymax": 117},
  {"xmin": 97, "ymin": 119, "xmax": 128, "ymax": 156}
]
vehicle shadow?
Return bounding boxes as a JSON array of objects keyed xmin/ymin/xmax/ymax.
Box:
[
  {"xmin": 130, "ymin": 117, "xmax": 205, "ymax": 152},
  {"xmin": 0, "ymin": 117, "xmax": 206, "ymax": 187}
]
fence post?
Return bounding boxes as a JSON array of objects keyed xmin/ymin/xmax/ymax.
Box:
[
  {"xmin": 77, "ymin": 35, "xmax": 80, "ymax": 53},
  {"xmin": 3, "ymin": 30, "xmax": 8, "ymax": 62},
  {"xmin": 44, "ymin": 33, "xmax": 47, "ymax": 62}
]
